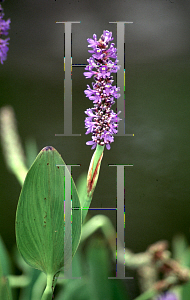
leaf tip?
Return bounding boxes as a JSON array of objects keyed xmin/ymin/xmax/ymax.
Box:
[{"xmin": 42, "ymin": 146, "xmax": 55, "ymax": 151}]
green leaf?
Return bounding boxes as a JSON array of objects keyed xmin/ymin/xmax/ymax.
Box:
[
  {"xmin": 0, "ymin": 105, "xmax": 28, "ymax": 186},
  {"xmin": 76, "ymin": 172, "xmax": 89, "ymax": 224},
  {"xmin": 0, "ymin": 277, "xmax": 13, "ymax": 300},
  {"xmin": 0, "ymin": 260, "xmax": 12, "ymax": 300},
  {"xmin": 0, "ymin": 259, "xmax": 2, "ymax": 297},
  {"xmin": 181, "ymin": 247, "xmax": 190, "ymax": 300},
  {"xmin": 172, "ymin": 234, "xmax": 190, "ymax": 300},
  {"xmin": 111, "ymin": 278, "xmax": 131, "ymax": 300},
  {"xmin": 56, "ymin": 278, "xmax": 89, "ymax": 300},
  {"xmin": 0, "ymin": 236, "xmax": 12, "ymax": 276},
  {"xmin": 172, "ymin": 234, "xmax": 188, "ymax": 264},
  {"xmin": 15, "ymin": 146, "xmax": 82, "ymax": 277},
  {"xmin": 0, "ymin": 237, "xmax": 13, "ymax": 300},
  {"xmin": 25, "ymin": 137, "xmax": 38, "ymax": 169},
  {"xmin": 87, "ymin": 238, "xmax": 112, "ymax": 300}
]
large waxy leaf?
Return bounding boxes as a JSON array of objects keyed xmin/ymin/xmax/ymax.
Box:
[{"xmin": 15, "ymin": 146, "xmax": 82, "ymax": 277}]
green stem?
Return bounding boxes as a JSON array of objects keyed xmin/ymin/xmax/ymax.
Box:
[
  {"xmin": 7, "ymin": 275, "xmax": 31, "ymax": 288},
  {"xmin": 41, "ymin": 274, "xmax": 54, "ymax": 300}
]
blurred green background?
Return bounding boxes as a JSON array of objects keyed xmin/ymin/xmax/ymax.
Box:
[{"xmin": 1, "ymin": 0, "xmax": 190, "ymax": 264}]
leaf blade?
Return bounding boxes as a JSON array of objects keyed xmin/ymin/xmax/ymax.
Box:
[{"xmin": 15, "ymin": 146, "xmax": 82, "ymax": 276}]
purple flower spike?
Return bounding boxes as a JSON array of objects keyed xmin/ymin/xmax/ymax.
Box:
[
  {"xmin": 0, "ymin": 2, "xmax": 11, "ymax": 64},
  {"xmin": 84, "ymin": 30, "xmax": 121, "ymax": 150}
]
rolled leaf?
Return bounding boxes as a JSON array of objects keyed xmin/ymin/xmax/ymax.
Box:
[
  {"xmin": 76, "ymin": 145, "xmax": 104, "ymax": 223},
  {"xmin": 87, "ymin": 144, "xmax": 104, "ymax": 199}
]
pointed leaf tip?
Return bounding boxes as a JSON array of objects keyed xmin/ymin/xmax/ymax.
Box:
[{"xmin": 42, "ymin": 146, "xmax": 55, "ymax": 151}]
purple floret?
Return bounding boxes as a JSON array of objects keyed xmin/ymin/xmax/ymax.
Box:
[
  {"xmin": 156, "ymin": 292, "xmax": 178, "ymax": 300},
  {"xmin": 0, "ymin": 3, "xmax": 11, "ymax": 64},
  {"xmin": 84, "ymin": 30, "xmax": 121, "ymax": 150}
]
